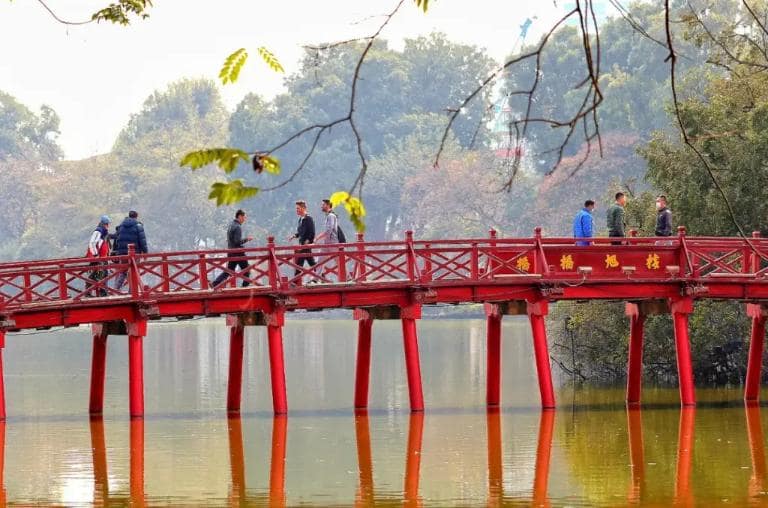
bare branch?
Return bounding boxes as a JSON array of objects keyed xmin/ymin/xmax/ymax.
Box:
[{"xmin": 35, "ymin": 0, "xmax": 92, "ymax": 25}]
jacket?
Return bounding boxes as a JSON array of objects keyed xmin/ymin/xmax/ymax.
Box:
[
  {"xmin": 115, "ymin": 218, "xmax": 148, "ymax": 255},
  {"xmin": 87, "ymin": 225, "xmax": 111, "ymax": 258},
  {"xmin": 226, "ymin": 220, "xmax": 249, "ymax": 250},
  {"xmin": 572, "ymin": 208, "xmax": 594, "ymax": 246},
  {"xmin": 655, "ymin": 207, "xmax": 673, "ymax": 236},
  {"xmin": 295, "ymin": 214, "xmax": 315, "ymax": 245},
  {"xmin": 606, "ymin": 203, "xmax": 626, "ymax": 237}
]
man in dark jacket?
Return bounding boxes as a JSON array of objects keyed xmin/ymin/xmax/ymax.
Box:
[
  {"xmin": 114, "ymin": 210, "xmax": 148, "ymax": 289},
  {"xmin": 606, "ymin": 192, "xmax": 627, "ymax": 245},
  {"xmin": 287, "ymin": 200, "xmax": 316, "ymax": 285},
  {"xmin": 212, "ymin": 209, "xmax": 253, "ymax": 288},
  {"xmin": 655, "ymin": 195, "xmax": 673, "ymax": 237}
]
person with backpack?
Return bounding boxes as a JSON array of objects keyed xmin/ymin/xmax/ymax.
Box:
[
  {"xmin": 85, "ymin": 215, "xmax": 112, "ymax": 297},
  {"xmin": 114, "ymin": 210, "xmax": 148, "ymax": 289},
  {"xmin": 313, "ymin": 199, "xmax": 346, "ymax": 282}
]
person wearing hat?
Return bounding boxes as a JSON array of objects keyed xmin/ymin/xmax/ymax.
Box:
[{"xmin": 85, "ymin": 215, "xmax": 113, "ymax": 297}]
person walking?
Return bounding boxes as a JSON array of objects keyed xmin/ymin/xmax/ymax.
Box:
[
  {"xmin": 572, "ymin": 200, "xmax": 595, "ymax": 246},
  {"xmin": 85, "ymin": 215, "xmax": 112, "ymax": 297},
  {"xmin": 211, "ymin": 209, "xmax": 254, "ymax": 288},
  {"xmin": 313, "ymin": 199, "xmax": 340, "ymax": 281},
  {"xmin": 654, "ymin": 195, "xmax": 673, "ymax": 237},
  {"xmin": 114, "ymin": 210, "xmax": 148, "ymax": 289},
  {"xmin": 606, "ymin": 192, "xmax": 627, "ymax": 245},
  {"xmin": 287, "ymin": 200, "xmax": 316, "ymax": 285}
]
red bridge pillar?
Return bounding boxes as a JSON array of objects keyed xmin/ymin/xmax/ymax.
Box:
[
  {"xmin": 266, "ymin": 310, "xmax": 288, "ymax": 415},
  {"xmin": 485, "ymin": 304, "xmax": 503, "ymax": 408},
  {"xmin": 226, "ymin": 323, "xmax": 245, "ymax": 413},
  {"xmin": 745, "ymin": 304, "xmax": 767, "ymax": 405},
  {"xmin": 354, "ymin": 315, "xmax": 373, "ymax": 410},
  {"xmin": 625, "ymin": 303, "xmax": 646, "ymax": 407},
  {"xmin": 401, "ymin": 305, "xmax": 424, "ymax": 412},
  {"xmin": 671, "ymin": 298, "xmax": 695, "ymax": 407},
  {"xmin": 527, "ymin": 300, "xmax": 555, "ymax": 409},
  {"xmin": 0, "ymin": 330, "xmax": 5, "ymax": 421},
  {"xmin": 128, "ymin": 319, "xmax": 147, "ymax": 418},
  {"xmin": 89, "ymin": 324, "xmax": 109, "ymax": 414}
]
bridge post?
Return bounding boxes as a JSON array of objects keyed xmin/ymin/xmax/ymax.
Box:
[
  {"xmin": 0, "ymin": 330, "xmax": 5, "ymax": 421},
  {"xmin": 128, "ymin": 319, "xmax": 147, "ymax": 418},
  {"xmin": 625, "ymin": 303, "xmax": 646, "ymax": 407},
  {"xmin": 671, "ymin": 298, "xmax": 696, "ymax": 407},
  {"xmin": 89, "ymin": 323, "xmax": 109, "ymax": 414},
  {"xmin": 401, "ymin": 304, "xmax": 424, "ymax": 412},
  {"xmin": 354, "ymin": 313, "xmax": 373, "ymax": 410},
  {"xmin": 226, "ymin": 323, "xmax": 245, "ymax": 413},
  {"xmin": 266, "ymin": 309, "xmax": 288, "ymax": 415},
  {"xmin": 745, "ymin": 304, "xmax": 767, "ymax": 405},
  {"xmin": 485, "ymin": 303, "xmax": 502, "ymax": 408},
  {"xmin": 527, "ymin": 300, "xmax": 555, "ymax": 409}
]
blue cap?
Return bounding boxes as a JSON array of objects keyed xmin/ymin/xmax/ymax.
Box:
[{"xmin": 100, "ymin": 215, "xmax": 111, "ymax": 224}]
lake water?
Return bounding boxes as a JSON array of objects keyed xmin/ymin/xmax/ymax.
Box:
[{"xmin": 2, "ymin": 317, "xmax": 767, "ymax": 506}]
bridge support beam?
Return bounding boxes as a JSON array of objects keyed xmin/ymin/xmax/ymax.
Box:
[
  {"xmin": 0, "ymin": 330, "xmax": 5, "ymax": 421},
  {"xmin": 402, "ymin": 305, "xmax": 424, "ymax": 412},
  {"xmin": 354, "ymin": 317, "xmax": 373, "ymax": 410},
  {"xmin": 226, "ymin": 324, "xmax": 245, "ymax": 413},
  {"xmin": 89, "ymin": 325, "xmax": 109, "ymax": 414},
  {"xmin": 625, "ymin": 303, "xmax": 647, "ymax": 407},
  {"xmin": 671, "ymin": 298, "xmax": 695, "ymax": 407},
  {"xmin": 485, "ymin": 305, "xmax": 502, "ymax": 408},
  {"xmin": 267, "ymin": 311, "xmax": 288, "ymax": 415},
  {"xmin": 527, "ymin": 300, "xmax": 555, "ymax": 409},
  {"xmin": 745, "ymin": 304, "xmax": 768, "ymax": 405},
  {"xmin": 127, "ymin": 319, "xmax": 147, "ymax": 418}
]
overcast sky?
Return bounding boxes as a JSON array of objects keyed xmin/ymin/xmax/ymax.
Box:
[{"xmin": 0, "ymin": 0, "xmax": 579, "ymax": 160}]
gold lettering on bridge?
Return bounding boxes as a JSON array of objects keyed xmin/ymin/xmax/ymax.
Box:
[
  {"xmin": 560, "ymin": 254, "xmax": 574, "ymax": 270},
  {"xmin": 646, "ymin": 253, "xmax": 661, "ymax": 270},
  {"xmin": 516, "ymin": 256, "xmax": 531, "ymax": 272},
  {"xmin": 605, "ymin": 254, "xmax": 619, "ymax": 269}
]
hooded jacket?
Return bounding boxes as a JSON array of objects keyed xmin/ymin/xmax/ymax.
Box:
[{"xmin": 115, "ymin": 217, "xmax": 148, "ymax": 255}]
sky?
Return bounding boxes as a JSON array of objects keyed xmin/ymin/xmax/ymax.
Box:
[{"xmin": 0, "ymin": 0, "xmax": 582, "ymax": 160}]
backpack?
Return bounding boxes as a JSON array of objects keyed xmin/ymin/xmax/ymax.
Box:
[{"xmin": 330, "ymin": 212, "xmax": 347, "ymax": 243}]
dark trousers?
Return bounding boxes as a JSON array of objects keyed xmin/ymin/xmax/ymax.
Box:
[
  {"xmin": 609, "ymin": 232, "xmax": 625, "ymax": 246},
  {"xmin": 86, "ymin": 261, "xmax": 108, "ymax": 297},
  {"xmin": 293, "ymin": 248, "xmax": 317, "ymax": 282},
  {"xmin": 212, "ymin": 255, "xmax": 250, "ymax": 288}
]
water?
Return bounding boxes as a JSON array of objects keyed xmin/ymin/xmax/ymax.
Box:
[{"xmin": 2, "ymin": 317, "xmax": 767, "ymax": 505}]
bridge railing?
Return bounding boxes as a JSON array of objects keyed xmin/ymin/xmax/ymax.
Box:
[{"xmin": 4, "ymin": 230, "xmax": 768, "ymax": 310}]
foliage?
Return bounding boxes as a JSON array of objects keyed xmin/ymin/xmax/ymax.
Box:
[
  {"xmin": 180, "ymin": 148, "xmax": 250, "ymax": 173},
  {"xmin": 0, "ymin": 91, "xmax": 62, "ymax": 162},
  {"xmin": 219, "ymin": 48, "xmax": 249, "ymax": 85},
  {"xmin": 208, "ymin": 179, "xmax": 259, "ymax": 206},
  {"xmin": 91, "ymin": 0, "xmax": 152, "ymax": 25},
  {"xmin": 257, "ymin": 47, "xmax": 284, "ymax": 74},
  {"xmin": 330, "ymin": 191, "xmax": 366, "ymax": 232}
]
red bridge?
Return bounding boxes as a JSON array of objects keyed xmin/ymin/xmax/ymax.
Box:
[{"xmin": 1, "ymin": 227, "xmax": 767, "ymax": 418}]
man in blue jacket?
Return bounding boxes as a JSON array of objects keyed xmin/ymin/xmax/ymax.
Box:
[
  {"xmin": 573, "ymin": 200, "xmax": 595, "ymax": 246},
  {"xmin": 115, "ymin": 210, "xmax": 148, "ymax": 289}
]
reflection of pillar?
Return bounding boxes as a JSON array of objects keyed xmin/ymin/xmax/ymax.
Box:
[
  {"xmin": 0, "ymin": 420, "xmax": 6, "ymax": 506},
  {"xmin": 130, "ymin": 418, "xmax": 145, "ymax": 506},
  {"xmin": 226, "ymin": 325, "xmax": 245, "ymax": 413},
  {"xmin": 671, "ymin": 298, "xmax": 695, "ymax": 407},
  {"xmin": 532, "ymin": 410, "xmax": 554, "ymax": 507},
  {"xmin": 90, "ymin": 417, "xmax": 109, "ymax": 504},
  {"xmin": 486, "ymin": 304, "xmax": 503, "ymax": 408},
  {"xmin": 745, "ymin": 304, "xmax": 767, "ymax": 405},
  {"xmin": 354, "ymin": 318, "xmax": 373, "ymax": 409},
  {"xmin": 487, "ymin": 410, "xmax": 503, "ymax": 505},
  {"xmin": 528, "ymin": 300, "xmax": 555, "ymax": 409},
  {"xmin": 89, "ymin": 325, "xmax": 109, "ymax": 414},
  {"xmin": 354, "ymin": 412, "xmax": 374, "ymax": 506},
  {"xmin": 674, "ymin": 408, "xmax": 695, "ymax": 506},
  {"xmin": 625, "ymin": 304, "xmax": 646, "ymax": 407},
  {"xmin": 404, "ymin": 413, "xmax": 424, "ymax": 507},
  {"xmin": 745, "ymin": 405, "xmax": 767, "ymax": 498},
  {"xmin": 626, "ymin": 409, "xmax": 645, "ymax": 503},
  {"xmin": 227, "ymin": 416, "xmax": 246, "ymax": 503},
  {"xmin": 269, "ymin": 416, "xmax": 288, "ymax": 507},
  {"xmin": 128, "ymin": 320, "xmax": 147, "ymax": 418}
]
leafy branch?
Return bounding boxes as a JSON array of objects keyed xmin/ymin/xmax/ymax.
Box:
[{"xmin": 33, "ymin": 0, "xmax": 153, "ymax": 25}]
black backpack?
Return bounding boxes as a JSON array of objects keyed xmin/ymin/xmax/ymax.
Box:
[{"xmin": 330, "ymin": 212, "xmax": 347, "ymax": 243}]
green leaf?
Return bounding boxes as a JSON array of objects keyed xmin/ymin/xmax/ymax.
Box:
[
  {"xmin": 261, "ymin": 155, "xmax": 281, "ymax": 174},
  {"xmin": 91, "ymin": 0, "xmax": 152, "ymax": 25},
  {"xmin": 208, "ymin": 180, "xmax": 259, "ymax": 206},
  {"xmin": 219, "ymin": 48, "xmax": 249, "ymax": 85},
  {"xmin": 330, "ymin": 191, "xmax": 367, "ymax": 232},
  {"xmin": 257, "ymin": 47, "xmax": 285, "ymax": 73},
  {"xmin": 179, "ymin": 148, "xmax": 250, "ymax": 173},
  {"xmin": 414, "ymin": 0, "xmax": 430, "ymax": 13}
]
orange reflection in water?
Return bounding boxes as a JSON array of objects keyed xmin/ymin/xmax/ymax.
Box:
[
  {"xmin": 354, "ymin": 412, "xmax": 374, "ymax": 506},
  {"xmin": 745, "ymin": 405, "xmax": 767, "ymax": 500},
  {"xmin": 532, "ymin": 410, "xmax": 555, "ymax": 508},
  {"xmin": 227, "ymin": 415, "xmax": 246, "ymax": 504},
  {"xmin": 404, "ymin": 413, "xmax": 424, "ymax": 508},
  {"xmin": 487, "ymin": 410, "xmax": 503, "ymax": 506},
  {"xmin": 674, "ymin": 408, "xmax": 695, "ymax": 507},
  {"xmin": 269, "ymin": 415, "xmax": 288, "ymax": 507},
  {"xmin": 627, "ymin": 408, "xmax": 645, "ymax": 503}
]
